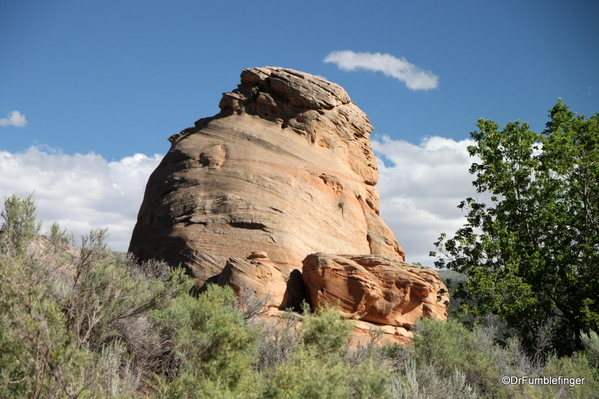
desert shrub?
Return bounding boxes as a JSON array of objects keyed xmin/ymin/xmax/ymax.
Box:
[
  {"xmin": 0, "ymin": 194, "xmax": 197, "ymax": 397},
  {"xmin": 0, "ymin": 255, "xmax": 93, "ymax": 398},
  {"xmin": 350, "ymin": 358, "xmax": 393, "ymax": 399},
  {"xmin": 582, "ymin": 330, "xmax": 599, "ymax": 369},
  {"xmin": 345, "ymin": 327, "xmax": 385, "ymax": 366},
  {"xmin": 256, "ymin": 310, "xmax": 302, "ymax": 371},
  {"xmin": 300, "ymin": 302, "xmax": 354, "ymax": 357},
  {"xmin": 235, "ymin": 284, "xmax": 272, "ymax": 321},
  {"xmin": 0, "ymin": 195, "xmax": 91, "ymax": 398},
  {"xmin": 386, "ymin": 318, "xmax": 599, "ymax": 399},
  {"xmin": 534, "ymin": 353, "xmax": 599, "ymax": 399},
  {"xmin": 47, "ymin": 220, "xmax": 74, "ymax": 247},
  {"xmin": 65, "ymin": 239, "xmax": 191, "ymax": 353},
  {"xmin": 411, "ymin": 318, "xmax": 506, "ymax": 398},
  {"xmin": 262, "ymin": 304, "xmax": 392, "ymax": 399},
  {"xmin": 387, "ymin": 358, "xmax": 479, "ymax": 399},
  {"xmin": 383, "ymin": 343, "xmax": 481, "ymax": 399},
  {"xmin": 149, "ymin": 283, "xmax": 261, "ymax": 398},
  {"xmin": 0, "ymin": 193, "xmax": 41, "ymax": 256},
  {"xmin": 0, "ymin": 235, "xmax": 192, "ymax": 397},
  {"xmin": 96, "ymin": 339, "xmax": 140, "ymax": 398},
  {"xmin": 262, "ymin": 348, "xmax": 353, "ymax": 399}
]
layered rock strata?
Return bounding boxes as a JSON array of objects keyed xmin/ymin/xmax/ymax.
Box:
[
  {"xmin": 129, "ymin": 67, "xmax": 405, "ymax": 285},
  {"xmin": 216, "ymin": 251, "xmax": 304, "ymax": 310},
  {"xmin": 129, "ymin": 67, "xmax": 448, "ymax": 344},
  {"xmin": 302, "ymin": 254, "xmax": 448, "ymax": 328}
]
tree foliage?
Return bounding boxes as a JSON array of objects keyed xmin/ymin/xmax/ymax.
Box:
[{"xmin": 433, "ymin": 100, "xmax": 599, "ymax": 356}]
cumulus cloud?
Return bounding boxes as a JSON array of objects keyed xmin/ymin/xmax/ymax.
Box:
[
  {"xmin": 0, "ymin": 146, "xmax": 162, "ymax": 252},
  {"xmin": 372, "ymin": 135, "xmax": 487, "ymax": 266},
  {"xmin": 0, "ymin": 139, "xmax": 484, "ymax": 266},
  {"xmin": 0, "ymin": 111, "xmax": 27, "ymax": 127},
  {"xmin": 324, "ymin": 50, "xmax": 439, "ymax": 90}
]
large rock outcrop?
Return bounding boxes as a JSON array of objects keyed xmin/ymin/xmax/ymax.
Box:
[
  {"xmin": 129, "ymin": 67, "xmax": 405, "ymax": 285},
  {"xmin": 129, "ymin": 67, "xmax": 448, "ymax": 343}
]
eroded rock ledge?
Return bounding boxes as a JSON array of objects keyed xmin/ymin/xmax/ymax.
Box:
[{"xmin": 302, "ymin": 254, "xmax": 448, "ymax": 328}]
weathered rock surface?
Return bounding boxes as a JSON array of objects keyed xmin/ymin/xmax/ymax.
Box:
[
  {"xmin": 217, "ymin": 251, "xmax": 291, "ymax": 309},
  {"xmin": 302, "ymin": 253, "xmax": 448, "ymax": 328},
  {"xmin": 129, "ymin": 66, "xmax": 448, "ymax": 343},
  {"xmin": 129, "ymin": 67, "xmax": 405, "ymax": 285},
  {"xmin": 352, "ymin": 320, "xmax": 413, "ymax": 346}
]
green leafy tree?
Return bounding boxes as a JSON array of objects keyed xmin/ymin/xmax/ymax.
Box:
[{"xmin": 433, "ymin": 100, "xmax": 599, "ymax": 356}]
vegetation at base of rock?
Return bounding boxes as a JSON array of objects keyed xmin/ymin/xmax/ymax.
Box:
[
  {"xmin": 2, "ymin": 193, "xmax": 599, "ymax": 398},
  {"xmin": 433, "ymin": 100, "xmax": 599, "ymax": 358}
]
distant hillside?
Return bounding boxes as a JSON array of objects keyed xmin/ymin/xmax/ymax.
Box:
[{"xmin": 436, "ymin": 269, "xmax": 468, "ymax": 318}]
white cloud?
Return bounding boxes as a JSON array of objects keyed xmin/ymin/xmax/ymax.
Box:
[
  {"xmin": 372, "ymin": 135, "xmax": 487, "ymax": 266},
  {"xmin": 0, "ymin": 146, "xmax": 162, "ymax": 252},
  {"xmin": 0, "ymin": 139, "xmax": 483, "ymax": 267},
  {"xmin": 324, "ymin": 50, "xmax": 439, "ymax": 90},
  {"xmin": 0, "ymin": 111, "xmax": 27, "ymax": 127}
]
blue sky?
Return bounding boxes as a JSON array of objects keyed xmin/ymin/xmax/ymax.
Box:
[{"xmin": 1, "ymin": 1, "xmax": 598, "ymax": 264}]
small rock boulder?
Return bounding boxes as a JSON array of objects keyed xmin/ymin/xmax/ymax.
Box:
[
  {"xmin": 302, "ymin": 253, "xmax": 448, "ymax": 328},
  {"xmin": 217, "ymin": 251, "xmax": 288, "ymax": 308}
]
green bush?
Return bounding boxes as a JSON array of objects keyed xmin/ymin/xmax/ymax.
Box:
[
  {"xmin": 149, "ymin": 284, "xmax": 262, "ymax": 398},
  {"xmin": 0, "ymin": 194, "xmax": 195, "ymax": 397},
  {"xmin": 582, "ymin": 330, "xmax": 599, "ymax": 369},
  {"xmin": 0, "ymin": 193, "xmax": 41, "ymax": 256},
  {"xmin": 262, "ymin": 305, "xmax": 392, "ymax": 399},
  {"xmin": 539, "ymin": 353, "xmax": 599, "ymax": 399},
  {"xmin": 412, "ymin": 318, "xmax": 504, "ymax": 398},
  {"xmin": 0, "ymin": 256, "xmax": 92, "ymax": 398},
  {"xmin": 300, "ymin": 303, "xmax": 354, "ymax": 357},
  {"xmin": 262, "ymin": 349, "xmax": 353, "ymax": 399},
  {"xmin": 3, "ymin": 193, "xmax": 599, "ymax": 398}
]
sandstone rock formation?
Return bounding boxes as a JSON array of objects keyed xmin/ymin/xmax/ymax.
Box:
[
  {"xmin": 129, "ymin": 67, "xmax": 405, "ymax": 285},
  {"xmin": 302, "ymin": 254, "xmax": 448, "ymax": 328},
  {"xmin": 129, "ymin": 66, "xmax": 448, "ymax": 344},
  {"xmin": 217, "ymin": 251, "xmax": 291, "ymax": 309}
]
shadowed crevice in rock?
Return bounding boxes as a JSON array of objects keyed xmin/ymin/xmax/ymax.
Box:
[
  {"xmin": 281, "ymin": 269, "xmax": 306, "ymax": 311},
  {"xmin": 229, "ymin": 221, "xmax": 268, "ymax": 230}
]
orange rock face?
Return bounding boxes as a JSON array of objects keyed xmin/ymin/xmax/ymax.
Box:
[
  {"xmin": 302, "ymin": 254, "xmax": 448, "ymax": 328},
  {"xmin": 216, "ymin": 252, "xmax": 288, "ymax": 308},
  {"xmin": 129, "ymin": 67, "xmax": 448, "ymax": 343},
  {"xmin": 129, "ymin": 67, "xmax": 404, "ymax": 285}
]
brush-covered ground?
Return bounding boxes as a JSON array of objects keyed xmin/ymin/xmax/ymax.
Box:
[{"xmin": 2, "ymin": 194, "xmax": 599, "ymax": 398}]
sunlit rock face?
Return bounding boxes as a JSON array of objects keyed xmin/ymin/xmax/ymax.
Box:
[
  {"xmin": 129, "ymin": 67, "xmax": 405, "ymax": 285},
  {"xmin": 302, "ymin": 253, "xmax": 449, "ymax": 328},
  {"xmin": 129, "ymin": 67, "xmax": 448, "ymax": 344}
]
